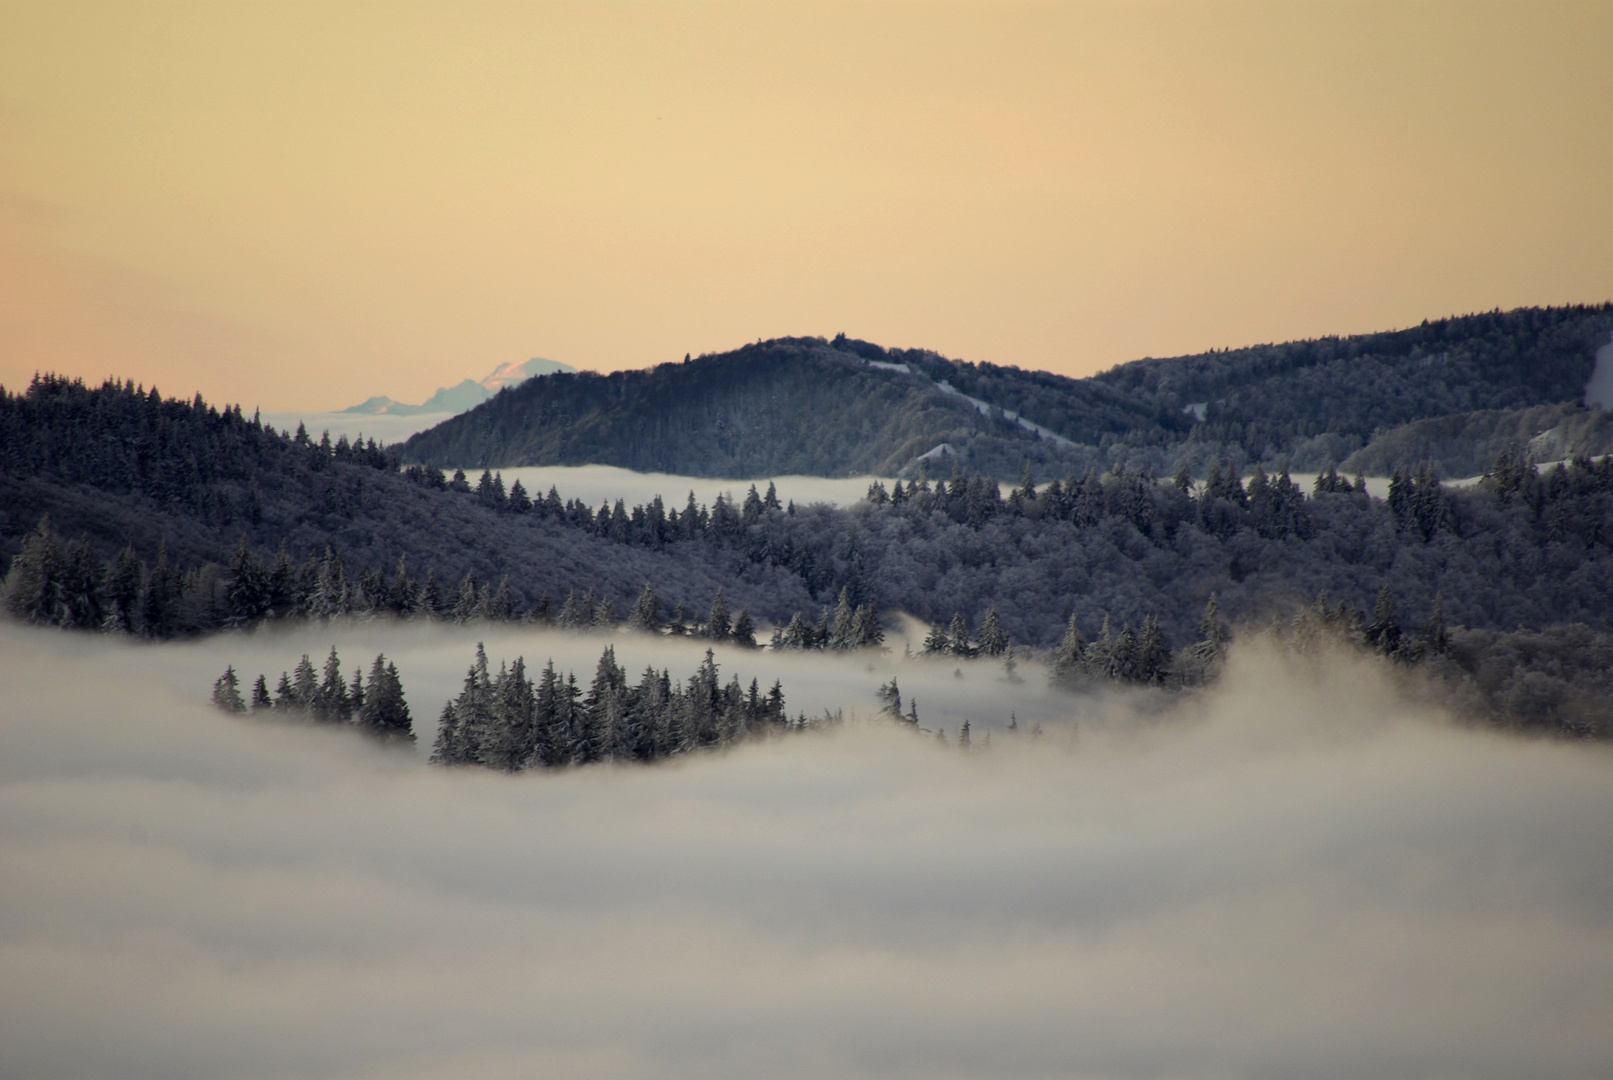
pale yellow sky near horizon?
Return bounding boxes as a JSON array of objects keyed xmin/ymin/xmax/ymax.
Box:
[{"xmin": 1, "ymin": 0, "xmax": 1610, "ymax": 412}]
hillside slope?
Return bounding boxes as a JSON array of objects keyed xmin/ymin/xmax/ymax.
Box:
[
  {"xmin": 400, "ymin": 339, "xmax": 1096, "ymax": 477},
  {"xmin": 401, "ymin": 307, "xmax": 1613, "ymax": 480}
]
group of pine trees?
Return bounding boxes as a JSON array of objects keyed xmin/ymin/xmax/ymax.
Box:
[
  {"xmin": 769, "ymin": 586, "xmax": 886, "ymax": 651},
  {"xmin": 869, "ymin": 462, "xmax": 1318, "ymax": 540},
  {"xmin": 430, "ymin": 644, "xmax": 801, "ymax": 770},
  {"xmin": 404, "ymin": 464, "xmax": 796, "ymax": 547},
  {"xmin": 1, "ymin": 514, "xmax": 778, "ymax": 645},
  {"xmin": 921, "ymin": 608, "xmax": 1011, "ymax": 657},
  {"xmin": 212, "ymin": 646, "xmax": 413, "ymax": 742},
  {"xmin": 1050, "ymin": 606, "xmax": 1214, "ymax": 688}
]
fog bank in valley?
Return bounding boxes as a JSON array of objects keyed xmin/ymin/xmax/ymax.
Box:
[{"xmin": 3, "ymin": 623, "xmax": 1612, "ymax": 1079}]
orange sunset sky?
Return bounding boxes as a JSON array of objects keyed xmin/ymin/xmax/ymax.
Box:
[{"xmin": 1, "ymin": 0, "xmax": 1610, "ymax": 412}]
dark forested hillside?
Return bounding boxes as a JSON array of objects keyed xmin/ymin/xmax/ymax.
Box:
[
  {"xmin": 396, "ymin": 306, "xmax": 1613, "ymax": 482},
  {"xmin": 8, "ymin": 374, "xmax": 1613, "ymax": 665},
  {"xmin": 0, "ymin": 376, "xmax": 815, "ymax": 629},
  {"xmin": 1099, "ymin": 305, "xmax": 1613, "ymax": 471},
  {"xmin": 400, "ymin": 338, "xmax": 1074, "ymax": 477}
]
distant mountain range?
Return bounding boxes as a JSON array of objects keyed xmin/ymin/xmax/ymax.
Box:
[
  {"xmin": 400, "ymin": 308, "xmax": 1613, "ymax": 480},
  {"xmin": 344, "ymin": 357, "xmax": 576, "ymax": 416}
]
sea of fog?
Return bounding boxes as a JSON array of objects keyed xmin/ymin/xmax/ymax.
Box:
[
  {"xmin": 257, "ymin": 410, "xmax": 1469, "ymax": 505},
  {"xmin": 4, "ymin": 622, "xmax": 1612, "ymax": 1079}
]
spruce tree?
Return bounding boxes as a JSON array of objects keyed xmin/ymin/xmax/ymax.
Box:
[
  {"xmin": 779, "ymin": 612, "xmax": 808, "ymax": 649},
  {"xmin": 1136, "ymin": 615, "xmax": 1171, "ymax": 684},
  {"xmin": 731, "ymin": 609, "xmax": 757, "ymax": 648},
  {"xmin": 273, "ymin": 671, "xmax": 294, "ymax": 710},
  {"xmin": 347, "ymin": 668, "xmax": 365, "ymax": 717},
  {"xmin": 250, "ymin": 674, "xmax": 272, "ymax": 710},
  {"xmin": 829, "ymin": 588, "xmax": 855, "ymax": 650},
  {"xmin": 628, "ymin": 583, "xmax": 662, "ymax": 633},
  {"xmin": 947, "ymin": 612, "xmax": 973, "ymax": 657},
  {"xmin": 922, "ymin": 621, "xmax": 951, "ymax": 654},
  {"xmin": 452, "ymin": 573, "xmax": 479, "ymax": 623},
  {"xmin": 103, "ymin": 545, "xmax": 144, "ymax": 633},
  {"xmin": 317, "ymin": 647, "xmax": 347, "ymax": 721},
  {"xmin": 3, "ymin": 516, "xmax": 62, "ymax": 625},
  {"xmin": 705, "ymin": 588, "xmax": 731, "ymax": 642},
  {"xmin": 418, "ymin": 569, "xmax": 443, "ymax": 618},
  {"xmin": 291, "ymin": 654, "xmax": 319, "ymax": 711},
  {"xmin": 976, "ymin": 610, "xmax": 1008, "ymax": 657},
  {"xmin": 1052, "ymin": 615, "xmax": 1086, "ymax": 683},
  {"xmin": 358, "ymin": 655, "xmax": 414, "ymax": 742},
  {"xmin": 1370, "ymin": 586, "xmax": 1401, "ymax": 656},
  {"xmin": 557, "ymin": 589, "xmax": 582, "ymax": 628},
  {"xmin": 211, "ymin": 665, "xmax": 246, "ymax": 713}
]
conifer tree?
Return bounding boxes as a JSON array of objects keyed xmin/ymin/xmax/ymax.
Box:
[
  {"xmin": 450, "ymin": 572, "xmax": 479, "ymax": 623},
  {"xmin": 103, "ymin": 546, "xmax": 144, "ymax": 633},
  {"xmin": 876, "ymin": 677, "xmax": 902, "ymax": 717},
  {"xmin": 958, "ymin": 719, "xmax": 971, "ymax": 750},
  {"xmin": 418, "ymin": 569, "xmax": 443, "ymax": 618},
  {"xmin": 778, "ymin": 611, "xmax": 809, "ymax": 649},
  {"xmin": 1052, "ymin": 615, "xmax": 1086, "ymax": 684},
  {"xmin": 358, "ymin": 654, "xmax": 413, "ymax": 742},
  {"xmin": 976, "ymin": 609, "xmax": 1008, "ymax": 657},
  {"xmin": 291, "ymin": 654, "xmax": 319, "ymax": 711},
  {"xmin": 491, "ymin": 577, "xmax": 515, "ymax": 621},
  {"xmin": 922, "ymin": 621, "xmax": 951, "ymax": 654},
  {"xmin": 139, "ymin": 542, "xmax": 180, "ymax": 638},
  {"xmin": 3, "ymin": 515, "xmax": 62, "ymax": 625},
  {"xmin": 273, "ymin": 671, "xmax": 294, "ymax": 710},
  {"xmin": 226, "ymin": 538, "xmax": 269, "ymax": 624},
  {"xmin": 628, "ymin": 583, "xmax": 662, "ymax": 633},
  {"xmin": 1369, "ymin": 586, "xmax": 1401, "ymax": 655},
  {"xmin": 211, "ymin": 665, "xmax": 247, "ymax": 713},
  {"xmin": 250, "ymin": 674, "xmax": 272, "ymax": 710},
  {"xmin": 731, "ymin": 609, "xmax": 757, "ymax": 648},
  {"xmin": 829, "ymin": 587, "xmax": 856, "ymax": 650},
  {"xmin": 317, "ymin": 647, "xmax": 347, "ymax": 721},
  {"xmin": 947, "ymin": 612, "xmax": 973, "ymax": 657},
  {"xmin": 347, "ymin": 667, "xmax": 365, "ymax": 717},
  {"xmin": 851, "ymin": 605, "xmax": 883, "ymax": 649},
  {"xmin": 1136, "ymin": 614, "xmax": 1171, "ymax": 684},
  {"xmin": 705, "ymin": 588, "xmax": 731, "ymax": 642},
  {"xmin": 557, "ymin": 589, "xmax": 582, "ymax": 628}
]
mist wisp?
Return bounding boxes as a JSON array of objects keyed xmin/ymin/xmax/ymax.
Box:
[{"xmin": 3, "ymin": 622, "xmax": 1612, "ymax": 1079}]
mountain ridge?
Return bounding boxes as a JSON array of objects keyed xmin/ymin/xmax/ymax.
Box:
[
  {"xmin": 344, "ymin": 357, "xmax": 576, "ymax": 416},
  {"xmin": 400, "ymin": 307, "xmax": 1613, "ymax": 480}
]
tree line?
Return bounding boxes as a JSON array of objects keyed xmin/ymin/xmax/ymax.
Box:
[
  {"xmin": 212, "ymin": 646, "xmax": 413, "ymax": 742},
  {"xmin": 430, "ymin": 644, "xmax": 807, "ymax": 770}
]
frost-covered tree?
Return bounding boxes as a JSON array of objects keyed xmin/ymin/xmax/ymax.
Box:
[
  {"xmin": 628, "ymin": 583, "xmax": 662, "ymax": 633},
  {"xmin": 211, "ymin": 665, "xmax": 246, "ymax": 713},
  {"xmin": 976, "ymin": 609, "xmax": 1008, "ymax": 657},
  {"xmin": 358, "ymin": 654, "xmax": 413, "ymax": 742}
]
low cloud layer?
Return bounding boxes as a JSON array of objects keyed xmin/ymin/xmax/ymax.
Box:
[{"xmin": 3, "ymin": 624, "xmax": 1612, "ymax": 1079}]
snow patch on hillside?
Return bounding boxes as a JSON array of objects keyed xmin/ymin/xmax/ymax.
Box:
[{"xmin": 934, "ymin": 381, "xmax": 1079, "ymax": 448}]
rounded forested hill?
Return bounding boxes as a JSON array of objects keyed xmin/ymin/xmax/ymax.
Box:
[
  {"xmin": 397, "ymin": 339, "xmax": 1051, "ymax": 476},
  {"xmin": 401, "ymin": 308, "xmax": 1613, "ymax": 478}
]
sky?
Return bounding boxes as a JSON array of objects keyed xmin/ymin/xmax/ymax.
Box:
[
  {"xmin": 4, "ymin": 621, "xmax": 1613, "ymax": 1078},
  {"xmin": 1, "ymin": 1, "xmax": 1610, "ymax": 412}
]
